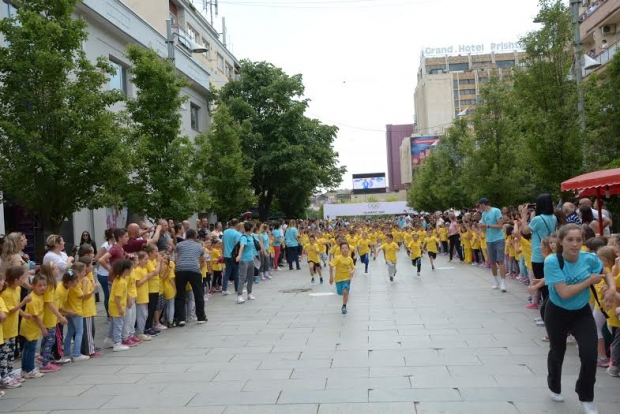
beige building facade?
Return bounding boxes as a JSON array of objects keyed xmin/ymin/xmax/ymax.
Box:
[
  {"xmin": 580, "ymin": 0, "xmax": 620, "ymax": 76},
  {"xmin": 414, "ymin": 51, "xmax": 526, "ymax": 136}
]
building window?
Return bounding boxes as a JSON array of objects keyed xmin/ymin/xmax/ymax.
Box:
[
  {"xmin": 190, "ymin": 103, "xmax": 200, "ymax": 131},
  {"xmin": 187, "ymin": 25, "xmax": 199, "ymax": 43},
  {"xmin": 448, "ymin": 62, "xmax": 469, "ymax": 72},
  {"xmin": 460, "ymin": 99, "xmax": 476, "ymax": 105},
  {"xmin": 459, "ymin": 89, "xmax": 476, "ymax": 95},
  {"xmin": 496, "ymin": 60, "xmax": 515, "ymax": 69},
  {"xmin": 109, "ymin": 59, "xmax": 127, "ymax": 94},
  {"xmin": 225, "ymin": 63, "xmax": 233, "ymax": 78},
  {"xmin": 459, "ymin": 78, "xmax": 475, "ymax": 84},
  {"xmin": 203, "ymin": 41, "xmax": 211, "ymax": 58},
  {"xmin": 3, "ymin": 0, "xmax": 18, "ymax": 18},
  {"xmin": 217, "ymin": 53, "xmax": 224, "ymax": 71}
]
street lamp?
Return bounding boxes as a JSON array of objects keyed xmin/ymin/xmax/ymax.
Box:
[{"xmin": 166, "ymin": 19, "xmax": 209, "ymax": 62}]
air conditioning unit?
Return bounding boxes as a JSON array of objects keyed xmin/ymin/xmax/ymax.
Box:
[{"xmin": 602, "ymin": 24, "xmax": 617, "ymax": 35}]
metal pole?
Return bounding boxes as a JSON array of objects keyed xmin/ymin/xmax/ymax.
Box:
[
  {"xmin": 166, "ymin": 19, "xmax": 175, "ymax": 61},
  {"xmin": 571, "ymin": 0, "xmax": 587, "ymax": 168}
]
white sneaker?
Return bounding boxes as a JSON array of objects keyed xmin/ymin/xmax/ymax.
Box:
[
  {"xmin": 73, "ymin": 354, "xmax": 90, "ymax": 362},
  {"xmin": 549, "ymin": 391, "xmax": 564, "ymax": 402},
  {"xmin": 103, "ymin": 337, "xmax": 114, "ymax": 349},
  {"xmin": 222, "ymin": 290, "xmax": 231, "ymax": 295},
  {"xmin": 566, "ymin": 335, "xmax": 576, "ymax": 343},
  {"xmin": 155, "ymin": 323, "xmax": 167, "ymax": 330},
  {"xmin": 113, "ymin": 343, "xmax": 129, "ymax": 352},
  {"xmin": 248, "ymin": 294, "xmax": 256, "ymax": 300},
  {"xmin": 500, "ymin": 280, "xmax": 507, "ymax": 292},
  {"xmin": 236, "ymin": 295, "xmax": 245, "ymax": 304},
  {"xmin": 492, "ymin": 283, "xmax": 499, "ymax": 289},
  {"xmin": 265, "ymin": 274, "xmax": 272, "ymax": 279},
  {"xmin": 581, "ymin": 401, "xmax": 598, "ymax": 414}
]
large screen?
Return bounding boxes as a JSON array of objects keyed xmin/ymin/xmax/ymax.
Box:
[{"xmin": 352, "ymin": 173, "xmax": 387, "ymax": 194}]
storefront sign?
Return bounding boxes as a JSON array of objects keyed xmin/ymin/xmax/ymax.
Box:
[{"xmin": 422, "ymin": 41, "xmax": 523, "ymax": 57}]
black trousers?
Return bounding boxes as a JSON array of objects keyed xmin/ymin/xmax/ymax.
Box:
[
  {"xmin": 174, "ymin": 270, "xmax": 206, "ymax": 323},
  {"xmin": 532, "ymin": 261, "xmax": 548, "ymax": 320},
  {"xmin": 411, "ymin": 257, "xmax": 421, "ymax": 272},
  {"xmin": 545, "ymin": 301, "xmax": 597, "ymax": 402},
  {"xmin": 449, "ymin": 234, "xmax": 463, "ymax": 261},
  {"xmin": 287, "ymin": 246, "xmax": 300, "ymax": 270},
  {"xmin": 146, "ymin": 293, "xmax": 159, "ymax": 330}
]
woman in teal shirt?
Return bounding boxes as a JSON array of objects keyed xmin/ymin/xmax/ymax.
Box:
[
  {"xmin": 543, "ymin": 224, "xmax": 615, "ymax": 413},
  {"xmin": 285, "ymin": 220, "xmax": 300, "ymax": 270}
]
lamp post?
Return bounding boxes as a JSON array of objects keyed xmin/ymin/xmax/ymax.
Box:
[{"xmin": 165, "ymin": 19, "xmax": 208, "ymax": 62}]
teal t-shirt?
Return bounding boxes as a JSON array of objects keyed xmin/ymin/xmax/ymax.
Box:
[
  {"xmin": 285, "ymin": 227, "xmax": 299, "ymax": 247},
  {"xmin": 481, "ymin": 207, "xmax": 504, "ymax": 243},
  {"xmin": 529, "ymin": 215, "xmax": 557, "ymax": 263},
  {"xmin": 544, "ymin": 252, "xmax": 603, "ymax": 310},
  {"xmin": 240, "ymin": 234, "xmax": 256, "ymax": 262},
  {"xmin": 272, "ymin": 229, "xmax": 282, "ymax": 246}
]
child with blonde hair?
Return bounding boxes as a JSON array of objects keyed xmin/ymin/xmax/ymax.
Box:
[
  {"xmin": 39, "ymin": 262, "xmax": 67, "ymax": 372},
  {"xmin": 104, "ymin": 260, "xmax": 132, "ymax": 352},
  {"xmin": 20, "ymin": 274, "xmax": 48, "ymax": 378},
  {"xmin": 62, "ymin": 262, "xmax": 90, "ymax": 362}
]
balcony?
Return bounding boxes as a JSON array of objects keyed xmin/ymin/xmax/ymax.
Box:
[
  {"xmin": 581, "ymin": 0, "xmax": 620, "ymax": 39},
  {"xmin": 586, "ymin": 38, "xmax": 620, "ymax": 75}
]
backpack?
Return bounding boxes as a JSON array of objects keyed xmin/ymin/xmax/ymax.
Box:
[{"xmin": 556, "ymin": 252, "xmax": 608, "ymax": 318}]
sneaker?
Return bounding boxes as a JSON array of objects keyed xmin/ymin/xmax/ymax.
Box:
[
  {"xmin": 113, "ymin": 343, "xmax": 129, "ymax": 352},
  {"xmin": 389, "ymin": 276, "xmax": 394, "ymax": 282},
  {"xmin": 549, "ymin": 391, "xmax": 564, "ymax": 402},
  {"xmin": 311, "ymin": 277, "xmax": 315, "ymax": 283},
  {"xmin": 236, "ymin": 295, "xmax": 245, "ymax": 304},
  {"xmin": 22, "ymin": 370, "xmax": 44, "ymax": 379},
  {"xmin": 581, "ymin": 401, "xmax": 599, "ymax": 414},
  {"xmin": 525, "ymin": 303, "xmax": 539, "ymax": 309},
  {"xmin": 177, "ymin": 320, "xmax": 186, "ymax": 327},
  {"xmin": 265, "ymin": 274, "xmax": 272, "ymax": 279},
  {"xmin": 500, "ymin": 280, "xmax": 507, "ymax": 292},
  {"xmin": 432, "ymin": 265, "xmax": 435, "ymax": 270},
  {"xmin": 222, "ymin": 290, "xmax": 231, "ymax": 295},
  {"xmin": 9, "ymin": 373, "xmax": 25, "ymax": 383},
  {"xmin": 136, "ymin": 334, "xmax": 152, "ymax": 342},
  {"xmin": 566, "ymin": 335, "xmax": 576, "ymax": 344},
  {"xmin": 122, "ymin": 339, "xmax": 137, "ymax": 348},
  {"xmin": 103, "ymin": 337, "xmax": 114, "ymax": 349},
  {"xmin": 254, "ymin": 277, "xmax": 260, "ymax": 284},
  {"xmin": 341, "ymin": 305, "xmax": 347, "ymax": 314},
  {"xmin": 73, "ymin": 354, "xmax": 90, "ymax": 362},
  {"xmin": 146, "ymin": 329, "xmax": 160, "ymax": 336},
  {"xmin": 320, "ymin": 277, "xmax": 324, "ymax": 284},
  {"xmin": 607, "ymin": 365, "xmax": 619, "ymax": 377},
  {"xmin": 155, "ymin": 323, "xmax": 167, "ymax": 330},
  {"xmin": 197, "ymin": 319, "xmax": 207, "ymax": 324},
  {"xmin": 492, "ymin": 283, "xmax": 499, "ymax": 289},
  {"xmin": 597, "ymin": 357, "xmax": 610, "ymax": 368},
  {"xmin": 542, "ymin": 336, "xmax": 550, "ymax": 342},
  {"xmin": 536, "ymin": 320, "xmax": 546, "ymax": 327},
  {"xmin": 129, "ymin": 336, "xmax": 142, "ymax": 345},
  {"xmin": 0, "ymin": 377, "xmax": 22, "ymax": 388},
  {"xmin": 248, "ymin": 294, "xmax": 256, "ymax": 300},
  {"xmin": 471, "ymin": 262, "xmax": 478, "ymax": 266},
  {"xmin": 260, "ymin": 275, "xmax": 266, "ymax": 281},
  {"xmin": 54, "ymin": 357, "xmax": 72, "ymax": 365},
  {"xmin": 417, "ymin": 272, "xmax": 421, "ymax": 277},
  {"xmin": 39, "ymin": 364, "xmax": 61, "ymax": 373}
]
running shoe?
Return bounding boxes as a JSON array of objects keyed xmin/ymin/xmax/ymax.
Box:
[{"xmin": 39, "ymin": 364, "xmax": 61, "ymax": 373}]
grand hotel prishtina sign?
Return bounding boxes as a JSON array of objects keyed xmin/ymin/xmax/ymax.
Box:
[{"xmin": 421, "ymin": 41, "xmax": 524, "ymax": 57}]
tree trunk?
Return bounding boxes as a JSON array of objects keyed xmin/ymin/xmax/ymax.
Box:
[{"xmin": 258, "ymin": 190, "xmax": 273, "ymax": 221}]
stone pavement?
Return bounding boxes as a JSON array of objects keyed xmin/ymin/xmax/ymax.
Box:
[{"xmin": 2, "ymin": 249, "xmax": 620, "ymax": 413}]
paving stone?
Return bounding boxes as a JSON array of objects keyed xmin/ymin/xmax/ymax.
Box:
[
  {"xmin": 223, "ymin": 405, "xmax": 318, "ymax": 414},
  {"xmin": 101, "ymin": 392, "xmax": 196, "ymax": 409},
  {"xmin": 277, "ymin": 389, "xmax": 369, "ymax": 404},
  {"xmin": 188, "ymin": 390, "xmax": 281, "ymax": 406},
  {"xmin": 15, "ymin": 396, "xmax": 112, "ymax": 411},
  {"xmin": 415, "ymin": 402, "xmax": 520, "ymax": 413},
  {"xmin": 242, "ymin": 378, "xmax": 326, "ymax": 391},
  {"xmin": 317, "ymin": 402, "xmax": 415, "ymax": 414},
  {"xmin": 369, "ymin": 388, "xmax": 462, "ymax": 403}
]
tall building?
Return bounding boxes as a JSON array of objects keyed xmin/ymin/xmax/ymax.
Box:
[
  {"xmin": 580, "ymin": 0, "xmax": 620, "ymax": 77},
  {"xmin": 385, "ymin": 124, "xmax": 414, "ymax": 192},
  {"xmin": 414, "ymin": 50, "xmax": 526, "ymax": 136}
]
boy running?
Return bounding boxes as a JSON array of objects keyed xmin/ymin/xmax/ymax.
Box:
[
  {"xmin": 408, "ymin": 233, "xmax": 423, "ymax": 277},
  {"xmin": 304, "ymin": 235, "xmax": 323, "ymax": 284},
  {"xmin": 379, "ymin": 234, "xmax": 399, "ymax": 282},
  {"xmin": 423, "ymin": 229, "xmax": 440, "ymax": 271},
  {"xmin": 329, "ymin": 242, "xmax": 355, "ymax": 314}
]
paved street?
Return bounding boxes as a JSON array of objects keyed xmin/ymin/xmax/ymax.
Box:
[{"xmin": 2, "ymin": 250, "xmax": 619, "ymax": 413}]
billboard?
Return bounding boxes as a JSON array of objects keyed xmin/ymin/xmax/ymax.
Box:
[
  {"xmin": 411, "ymin": 136, "xmax": 439, "ymax": 166},
  {"xmin": 352, "ymin": 172, "xmax": 387, "ymax": 194}
]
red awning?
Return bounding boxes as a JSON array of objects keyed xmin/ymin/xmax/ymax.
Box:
[{"xmin": 561, "ymin": 168, "xmax": 620, "ymax": 197}]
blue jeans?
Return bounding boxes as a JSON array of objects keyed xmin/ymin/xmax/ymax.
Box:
[
  {"xmin": 64, "ymin": 315, "xmax": 84, "ymax": 357},
  {"xmin": 97, "ymin": 273, "xmax": 110, "ymax": 317},
  {"xmin": 21, "ymin": 339, "xmax": 37, "ymax": 373},
  {"xmin": 223, "ymin": 258, "xmax": 239, "ymax": 293},
  {"xmin": 107, "ymin": 317, "xmax": 123, "ymax": 345},
  {"xmin": 360, "ymin": 253, "xmax": 369, "ymax": 272}
]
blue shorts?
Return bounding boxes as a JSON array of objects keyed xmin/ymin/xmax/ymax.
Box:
[
  {"xmin": 486, "ymin": 239, "xmax": 505, "ymax": 263},
  {"xmin": 336, "ymin": 280, "xmax": 351, "ymax": 296}
]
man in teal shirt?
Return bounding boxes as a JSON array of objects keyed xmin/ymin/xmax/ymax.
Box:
[{"xmin": 478, "ymin": 198, "xmax": 507, "ymax": 292}]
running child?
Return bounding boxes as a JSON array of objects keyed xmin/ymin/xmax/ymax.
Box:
[
  {"xmin": 304, "ymin": 235, "xmax": 323, "ymax": 284},
  {"xmin": 379, "ymin": 234, "xmax": 399, "ymax": 282},
  {"xmin": 408, "ymin": 232, "xmax": 422, "ymax": 277},
  {"xmin": 357, "ymin": 233, "xmax": 373, "ymax": 274},
  {"xmin": 423, "ymin": 229, "xmax": 440, "ymax": 271},
  {"xmin": 329, "ymin": 242, "xmax": 355, "ymax": 314}
]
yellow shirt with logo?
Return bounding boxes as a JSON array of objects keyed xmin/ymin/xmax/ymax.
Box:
[
  {"xmin": 424, "ymin": 236, "xmax": 440, "ymax": 253},
  {"xmin": 305, "ymin": 243, "xmax": 321, "ymax": 263},
  {"xmin": 42, "ymin": 283, "xmax": 59, "ymax": 328},
  {"xmin": 380, "ymin": 242, "xmax": 399, "ymax": 263},
  {"xmin": 0, "ymin": 297, "xmax": 8, "ymax": 344},
  {"xmin": 0, "ymin": 286, "xmax": 20, "ymax": 339},
  {"xmin": 82, "ymin": 274, "xmax": 97, "ymax": 318},
  {"xmin": 56, "ymin": 283, "xmax": 70, "ymax": 315},
  {"xmin": 211, "ymin": 248, "xmax": 223, "ymax": 272},
  {"xmin": 20, "ymin": 293, "xmax": 44, "ymax": 341},
  {"xmin": 329, "ymin": 255, "xmax": 355, "ymax": 282},
  {"xmin": 163, "ymin": 261, "xmax": 176, "ymax": 300},
  {"xmin": 147, "ymin": 259, "xmax": 160, "ymax": 294},
  {"xmin": 65, "ymin": 281, "xmax": 84, "ymax": 316},
  {"xmin": 133, "ymin": 265, "xmax": 150, "ymax": 305},
  {"xmin": 108, "ymin": 277, "xmax": 128, "ymax": 318},
  {"xmin": 408, "ymin": 240, "xmax": 422, "ymax": 258}
]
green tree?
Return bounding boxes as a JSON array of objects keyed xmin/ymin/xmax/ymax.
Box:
[
  {"xmin": 194, "ymin": 104, "xmax": 255, "ymax": 221},
  {"xmin": 0, "ymin": 0, "xmax": 128, "ymax": 232},
  {"xmin": 219, "ymin": 61, "xmax": 345, "ymax": 220},
  {"xmin": 123, "ymin": 45, "xmax": 203, "ymax": 221},
  {"xmin": 512, "ymin": 0, "xmax": 581, "ymax": 190}
]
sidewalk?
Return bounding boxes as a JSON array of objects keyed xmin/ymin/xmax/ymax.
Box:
[{"xmin": 2, "ymin": 249, "xmax": 619, "ymax": 413}]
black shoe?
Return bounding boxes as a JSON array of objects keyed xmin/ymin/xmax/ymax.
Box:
[
  {"xmin": 311, "ymin": 278, "xmax": 315, "ymax": 283},
  {"xmin": 389, "ymin": 276, "xmax": 394, "ymax": 282},
  {"xmin": 320, "ymin": 277, "xmax": 324, "ymax": 284}
]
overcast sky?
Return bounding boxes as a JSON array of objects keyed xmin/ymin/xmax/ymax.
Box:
[{"xmin": 197, "ymin": 0, "xmax": 542, "ymax": 189}]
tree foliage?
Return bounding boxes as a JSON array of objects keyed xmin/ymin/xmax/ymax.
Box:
[
  {"xmin": 218, "ymin": 61, "xmax": 345, "ymax": 220},
  {"xmin": 0, "ymin": 0, "xmax": 128, "ymax": 231},
  {"xmin": 193, "ymin": 104, "xmax": 255, "ymax": 221},
  {"xmin": 122, "ymin": 45, "xmax": 203, "ymax": 221}
]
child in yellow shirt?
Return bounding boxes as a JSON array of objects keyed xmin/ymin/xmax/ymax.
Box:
[
  {"xmin": 63, "ymin": 262, "xmax": 89, "ymax": 362},
  {"xmin": 329, "ymin": 242, "xmax": 355, "ymax": 314},
  {"xmin": 423, "ymin": 230, "xmax": 440, "ymax": 271},
  {"xmin": 211, "ymin": 240, "xmax": 224, "ymax": 292},
  {"xmin": 408, "ymin": 233, "xmax": 422, "ymax": 276},
  {"xmin": 379, "ymin": 234, "xmax": 400, "ymax": 282},
  {"xmin": 105, "ymin": 260, "xmax": 132, "ymax": 352},
  {"xmin": 20, "ymin": 274, "xmax": 48, "ymax": 378}
]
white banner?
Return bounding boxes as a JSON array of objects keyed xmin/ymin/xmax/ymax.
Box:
[{"xmin": 323, "ymin": 201, "xmax": 416, "ymax": 219}]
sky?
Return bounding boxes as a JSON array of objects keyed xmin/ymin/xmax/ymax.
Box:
[{"xmin": 193, "ymin": 0, "xmax": 542, "ymax": 189}]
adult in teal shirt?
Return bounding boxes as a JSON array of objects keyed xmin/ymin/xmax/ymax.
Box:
[
  {"xmin": 478, "ymin": 198, "xmax": 506, "ymax": 291},
  {"xmin": 542, "ymin": 223, "xmax": 615, "ymax": 412},
  {"xmin": 284, "ymin": 219, "xmax": 300, "ymax": 270},
  {"xmin": 222, "ymin": 219, "xmax": 241, "ymax": 295},
  {"xmin": 235, "ymin": 222, "xmax": 257, "ymax": 303}
]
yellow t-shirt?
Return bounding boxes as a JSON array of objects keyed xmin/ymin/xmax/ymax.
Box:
[
  {"xmin": 211, "ymin": 248, "xmax": 223, "ymax": 272},
  {"xmin": 329, "ymin": 255, "xmax": 355, "ymax": 282},
  {"xmin": 408, "ymin": 240, "xmax": 422, "ymax": 258},
  {"xmin": 317, "ymin": 238, "xmax": 328, "ymax": 253},
  {"xmin": 424, "ymin": 236, "xmax": 440, "ymax": 253},
  {"xmin": 520, "ymin": 238, "xmax": 532, "ymax": 268},
  {"xmin": 358, "ymin": 239, "xmax": 371, "ymax": 255},
  {"xmin": 108, "ymin": 277, "xmax": 128, "ymax": 318},
  {"xmin": 42, "ymin": 284, "xmax": 59, "ymax": 328},
  {"xmin": 507, "ymin": 236, "xmax": 516, "ymax": 257},
  {"xmin": 461, "ymin": 232, "xmax": 471, "ymax": 249},
  {"xmin": 65, "ymin": 281, "xmax": 84, "ymax": 316},
  {"xmin": 127, "ymin": 268, "xmax": 138, "ymax": 299},
  {"xmin": 20, "ymin": 293, "xmax": 44, "ymax": 341},
  {"xmin": 305, "ymin": 243, "xmax": 321, "ymax": 263},
  {"xmin": 438, "ymin": 227, "xmax": 448, "ymax": 242},
  {"xmin": 163, "ymin": 262, "xmax": 176, "ymax": 301},
  {"xmin": 606, "ymin": 270, "xmax": 620, "ymax": 328},
  {"xmin": 82, "ymin": 275, "xmax": 97, "ymax": 318},
  {"xmin": 480, "ymin": 232, "xmax": 487, "ymax": 249},
  {"xmin": 394, "ymin": 231, "xmax": 403, "ymax": 243},
  {"xmin": 147, "ymin": 259, "xmax": 160, "ymax": 294},
  {"xmin": 380, "ymin": 242, "xmax": 399, "ymax": 263},
  {"xmin": 471, "ymin": 233, "xmax": 481, "ymax": 249},
  {"xmin": 56, "ymin": 283, "xmax": 70, "ymax": 315},
  {"xmin": 133, "ymin": 265, "xmax": 150, "ymax": 305},
  {"xmin": 331, "ymin": 244, "xmax": 341, "ymax": 258},
  {"xmin": 0, "ymin": 297, "xmax": 8, "ymax": 344},
  {"xmin": 0, "ymin": 286, "xmax": 20, "ymax": 339}
]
